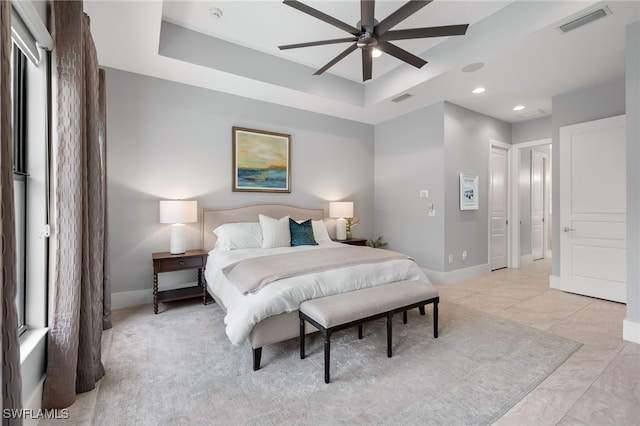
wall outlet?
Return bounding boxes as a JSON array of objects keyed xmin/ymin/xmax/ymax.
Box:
[
  {"xmin": 419, "ymin": 190, "xmax": 429, "ymax": 198},
  {"xmin": 462, "ymin": 251, "xmax": 467, "ymax": 261},
  {"xmin": 448, "ymin": 254, "xmax": 453, "ymax": 264}
]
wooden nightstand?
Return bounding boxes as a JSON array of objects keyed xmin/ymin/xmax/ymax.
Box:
[
  {"xmin": 152, "ymin": 249, "xmax": 208, "ymax": 314},
  {"xmin": 338, "ymin": 238, "xmax": 368, "ymax": 246}
]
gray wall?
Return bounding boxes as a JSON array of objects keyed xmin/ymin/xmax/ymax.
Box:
[
  {"xmin": 105, "ymin": 68, "xmax": 374, "ymax": 297},
  {"xmin": 626, "ymin": 21, "xmax": 640, "ymax": 326},
  {"xmin": 551, "ymin": 77, "xmax": 626, "ymax": 277},
  {"xmin": 443, "ymin": 102, "xmax": 512, "ymax": 272},
  {"xmin": 512, "ymin": 116, "xmax": 552, "ymax": 145},
  {"xmin": 374, "ymin": 102, "xmax": 446, "ymax": 270},
  {"xmin": 374, "ymin": 101, "xmax": 511, "ymax": 275}
]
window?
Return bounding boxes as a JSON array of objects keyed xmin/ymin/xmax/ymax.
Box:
[{"xmin": 12, "ymin": 44, "xmax": 28, "ymax": 336}]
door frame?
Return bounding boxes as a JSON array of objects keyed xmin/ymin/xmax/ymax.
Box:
[
  {"xmin": 509, "ymin": 138, "xmax": 552, "ymax": 269},
  {"xmin": 531, "ymin": 149, "xmax": 550, "ymax": 261},
  {"xmin": 488, "ymin": 140, "xmax": 512, "ymax": 268}
]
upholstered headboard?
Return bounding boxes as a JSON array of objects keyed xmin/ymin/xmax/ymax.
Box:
[{"xmin": 202, "ymin": 204, "xmax": 325, "ymax": 252}]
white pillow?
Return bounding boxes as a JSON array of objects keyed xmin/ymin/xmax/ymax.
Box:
[
  {"xmin": 312, "ymin": 220, "xmax": 331, "ymax": 243},
  {"xmin": 213, "ymin": 222, "xmax": 262, "ymax": 250},
  {"xmin": 259, "ymin": 214, "xmax": 291, "ymax": 248}
]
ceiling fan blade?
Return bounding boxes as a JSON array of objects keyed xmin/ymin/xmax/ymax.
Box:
[
  {"xmin": 360, "ymin": 0, "xmax": 375, "ymax": 32},
  {"xmin": 279, "ymin": 37, "xmax": 358, "ymax": 50},
  {"xmin": 284, "ymin": 0, "xmax": 360, "ymax": 36},
  {"xmin": 377, "ymin": 41, "xmax": 427, "ymax": 69},
  {"xmin": 378, "ymin": 24, "xmax": 469, "ymax": 41},
  {"xmin": 313, "ymin": 43, "xmax": 358, "ymax": 75},
  {"xmin": 362, "ymin": 48, "xmax": 373, "ymax": 81},
  {"xmin": 375, "ymin": 0, "xmax": 433, "ymax": 36}
]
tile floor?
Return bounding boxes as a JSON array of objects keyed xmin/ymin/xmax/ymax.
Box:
[
  {"xmin": 41, "ymin": 259, "xmax": 639, "ymax": 426},
  {"xmin": 436, "ymin": 259, "xmax": 640, "ymax": 425}
]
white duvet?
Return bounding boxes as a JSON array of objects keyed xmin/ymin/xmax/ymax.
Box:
[{"xmin": 205, "ymin": 242, "xmax": 431, "ymax": 345}]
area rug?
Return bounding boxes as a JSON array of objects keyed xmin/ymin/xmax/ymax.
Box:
[{"xmin": 91, "ymin": 300, "xmax": 580, "ymax": 425}]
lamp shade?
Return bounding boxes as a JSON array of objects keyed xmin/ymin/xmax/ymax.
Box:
[
  {"xmin": 159, "ymin": 200, "xmax": 197, "ymax": 224},
  {"xmin": 329, "ymin": 201, "xmax": 353, "ymax": 219}
]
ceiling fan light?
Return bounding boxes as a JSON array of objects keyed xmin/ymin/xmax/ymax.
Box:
[{"xmin": 372, "ymin": 48, "xmax": 382, "ymax": 58}]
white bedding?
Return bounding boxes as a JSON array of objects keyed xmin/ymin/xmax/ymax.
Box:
[{"xmin": 205, "ymin": 242, "xmax": 431, "ymax": 345}]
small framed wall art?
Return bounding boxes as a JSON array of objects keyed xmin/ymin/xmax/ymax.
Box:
[
  {"xmin": 233, "ymin": 127, "xmax": 291, "ymax": 193},
  {"xmin": 460, "ymin": 173, "xmax": 479, "ymax": 210}
]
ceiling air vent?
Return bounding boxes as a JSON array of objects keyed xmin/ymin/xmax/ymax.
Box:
[
  {"xmin": 391, "ymin": 93, "xmax": 414, "ymax": 103},
  {"xmin": 558, "ymin": 6, "xmax": 611, "ymax": 34},
  {"xmin": 517, "ymin": 108, "xmax": 547, "ymax": 119}
]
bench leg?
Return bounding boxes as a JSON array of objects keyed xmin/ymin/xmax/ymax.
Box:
[
  {"xmin": 387, "ymin": 314, "xmax": 393, "ymax": 358},
  {"xmin": 419, "ymin": 305, "xmax": 425, "ymax": 316},
  {"xmin": 324, "ymin": 330, "xmax": 331, "ymax": 384},
  {"xmin": 434, "ymin": 301, "xmax": 439, "ymax": 338},
  {"xmin": 300, "ymin": 318, "xmax": 305, "ymax": 359},
  {"xmin": 358, "ymin": 324, "xmax": 363, "ymax": 339},
  {"xmin": 403, "ymin": 310, "xmax": 408, "ymax": 324},
  {"xmin": 252, "ymin": 347, "xmax": 262, "ymax": 371}
]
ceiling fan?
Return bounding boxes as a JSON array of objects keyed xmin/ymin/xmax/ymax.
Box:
[{"xmin": 278, "ymin": 0, "xmax": 469, "ymax": 81}]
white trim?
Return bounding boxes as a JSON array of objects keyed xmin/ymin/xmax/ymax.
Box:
[
  {"xmin": 112, "ymin": 281, "xmax": 199, "ymax": 309},
  {"xmin": 23, "ymin": 376, "xmax": 46, "ymax": 426},
  {"xmin": 422, "ymin": 263, "xmax": 491, "ymax": 285},
  {"xmin": 550, "ymin": 274, "xmax": 561, "ymax": 289},
  {"xmin": 623, "ymin": 320, "xmax": 640, "ymax": 344}
]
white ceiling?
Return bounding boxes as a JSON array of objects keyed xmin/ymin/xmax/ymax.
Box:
[{"xmin": 84, "ymin": 0, "xmax": 639, "ymax": 125}]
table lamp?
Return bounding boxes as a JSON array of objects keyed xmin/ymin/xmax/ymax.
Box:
[
  {"xmin": 159, "ymin": 200, "xmax": 198, "ymax": 254},
  {"xmin": 329, "ymin": 201, "xmax": 353, "ymax": 241}
]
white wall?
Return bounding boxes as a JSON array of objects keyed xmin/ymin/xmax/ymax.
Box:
[{"xmin": 105, "ymin": 68, "xmax": 374, "ymax": 304}]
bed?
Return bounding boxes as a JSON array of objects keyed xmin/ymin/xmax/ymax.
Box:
[{"xmin": 202, "ymin": 204, "xmax": 433, "ymax": 370}]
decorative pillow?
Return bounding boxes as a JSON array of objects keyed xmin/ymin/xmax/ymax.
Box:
[
  {"xmin": 213, "ymin": 222, "xmax": 262, "ymax": 250},
  {"xmin": 259, "ymin": 214, "xmax": 291, "ymax": 248},
  {"xmin": 289, "ymin": 219, "xmax": 318, "ymax": 247},
  {"xmin": 311, "ymin": 220, "xmax": 331, "ymax": 243}
]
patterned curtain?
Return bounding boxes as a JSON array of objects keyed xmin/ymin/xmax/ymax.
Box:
[
  {"xmin": 42, "ymin": 1, "xmax": 111, "ymax": 409},
  {"xmin": 1, "ymin": 0, "xmax": 24, "ymax": 423}
]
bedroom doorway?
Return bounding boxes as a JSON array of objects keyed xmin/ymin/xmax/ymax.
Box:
[{"xmin": 511, "ymin": 139, "xmax": 552, "ymax": 269}]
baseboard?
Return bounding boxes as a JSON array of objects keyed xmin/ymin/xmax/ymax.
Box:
[
  {"xmin": 423, "ymin": 263, "xmax": 491, "ymax": 285},
  {"xmin": 520, "ymin": 254, "xmax": 535, "ymax": 265},
  {"xmin": 23, "ymin": 376, "xmax": 45, "ymax": 426},
  {"xmin": 623, "ymin": 319, "xmax": 640, "ymax": 344},
  {"xmin": 112, "ymin": 281, "xmax": 198, "ymax": 309},
  {"xmin": 549, "ymin": 274, "xmax": 561, "ymax": 289}
]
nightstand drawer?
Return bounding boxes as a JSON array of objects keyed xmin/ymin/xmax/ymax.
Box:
[{"xmin": 157, "ymin": 255, "xmax": 204, "ymax": 272}]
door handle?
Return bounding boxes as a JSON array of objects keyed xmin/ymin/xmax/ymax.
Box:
[{"xmin": 562, "ymin": 227, "xmax": 576, "ymax": 232}]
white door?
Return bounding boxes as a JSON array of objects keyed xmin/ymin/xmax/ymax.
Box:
[
  {"xmin": 490, "ymin": 146, "xmax": 509, "ymax": 270},
  {"xmin": 559, "ymin": 115, "xmax": 626, "ymax": 303},
  {"xmin": 531, "ymin": 151, "xmax": 545, "ymax": 260}
]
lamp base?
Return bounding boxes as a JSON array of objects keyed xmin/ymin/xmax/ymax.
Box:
[
  {"xmin": 169, "ymin": 223, "xmax": 187, "ymax": 254},
  {"xmin": 335, "ymin": 218, "xmax": 347, "ymax": 241}
]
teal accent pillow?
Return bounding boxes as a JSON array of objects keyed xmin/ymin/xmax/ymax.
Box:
[{"xmin": 289, "ymin": 219, "xmax": 318, "ymax": 247}]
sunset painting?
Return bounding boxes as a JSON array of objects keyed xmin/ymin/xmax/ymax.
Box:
[{"xmin": 233, "ymin": 127, "xmax": 291, "ymax": 192}]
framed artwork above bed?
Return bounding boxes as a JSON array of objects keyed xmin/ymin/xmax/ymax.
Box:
[{"xmin": 233, "ymin": 127, "xmax": 291, "ymax": 193}]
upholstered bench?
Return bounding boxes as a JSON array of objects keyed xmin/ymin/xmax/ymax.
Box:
[{"xmin": 299, "ymin": 280, "xmax": 439, "ymax": 383}]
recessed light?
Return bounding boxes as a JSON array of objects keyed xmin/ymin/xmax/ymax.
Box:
[
  {"xmin": 462, "ymin": 62, "xmax": 484, "ymax": 73},
  {"xmin": 372, "ymin": 48, "xmax": 382, "ymax": 58},
  {"xmin": 472, "ymin": 87, "xmax": 485, "ymax": 94},
  {"xmin": 210, "ymin": 7, "xmax": 223, "ymax": 18},
  {"xmin": 513, "ymin": 105, "xmax": 525, "ymax": 111}
]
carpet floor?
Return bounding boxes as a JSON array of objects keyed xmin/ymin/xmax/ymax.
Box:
[{"xmin": 92, "ymin": 300, "xmax": 581, "ymax": 425}]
